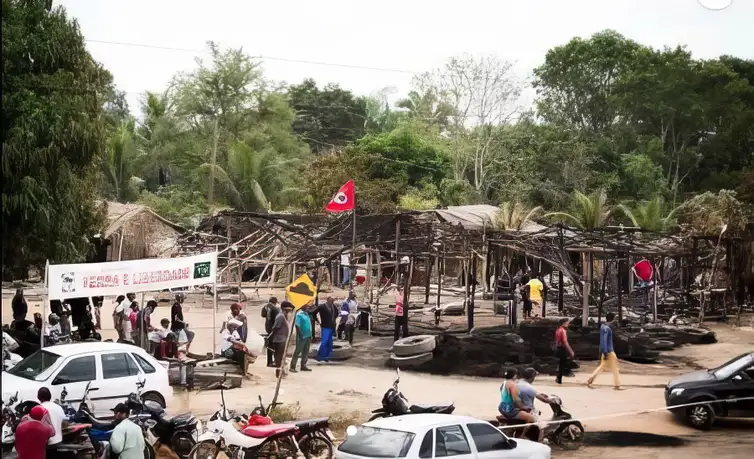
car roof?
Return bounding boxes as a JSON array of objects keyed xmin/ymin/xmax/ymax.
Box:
[
  {"xmin": 365, "ymin": 414, "xmax": 484, "ymax": 432},
  {"xmin": 42, "ymin": 342, "xmax": 148, "ymax": 358}
]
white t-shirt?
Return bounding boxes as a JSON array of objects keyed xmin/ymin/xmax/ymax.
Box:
[
  {"xmin": 149, "ymin": 327, "xmax": 171, "ymax": 343},
  {"xmin": 220, "ymin": 329, "xmax": 241, "ymax": 352},
  {"xmin": 41, "ymin": 401, "xmax": 66, "ymax": 444}
]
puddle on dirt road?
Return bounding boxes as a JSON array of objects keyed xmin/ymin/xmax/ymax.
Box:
[{"xmin": 583, "ymin": 431, "xmax": 689, "ymax": 447}]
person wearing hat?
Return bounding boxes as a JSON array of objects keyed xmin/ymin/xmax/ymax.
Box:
[
  {"xmin": 110, "ymin": 403, "xmax": 144, "ymax": 459},
  {"xmin": 221, "ymin": 318, "xmax": 255, "ymax": 377},
  {"xmin": 271, "ymin": 301, "xmax": 295, "ymax": 377},
  {"xmin": 15, "ymin": 405, "xmax": 54, "ymax": 459}
]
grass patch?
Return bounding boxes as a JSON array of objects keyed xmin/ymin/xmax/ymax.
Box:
[
  {"xmin": 327, "ymin": 410, "xmax": 365, "ymax": 436},
  {"xmin": 268, "ymin": 402, "xmax": 301, "ymax": 422}
]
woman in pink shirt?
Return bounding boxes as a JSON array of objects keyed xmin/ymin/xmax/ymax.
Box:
[
  {"xmin": 554, "ymin": 318, "xmax": 575, "ymax": 384},
  {"xmin": 393, "ymin": 286, "xmax": 408, "ymax": 341}
]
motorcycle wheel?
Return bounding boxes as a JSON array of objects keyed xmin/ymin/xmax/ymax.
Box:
[
  {"xmin": 555, "ymin": 423, "xmax": 584, "ymax": 450},
  {"xmin": 299, "ymin": 433, "xmax": 334, "ymax": 459},
  {"xmin": 171, "ymin": 431, "xmax": 197, "ymax": 458},
  {"xmin": 244, "ymin": 438, "xmax": 298, "ymax": 458},
  {"xmin": 188, "ymin": 440, "xmax": 218, "ymax": 459},
  {"xmin": 367, "ymin": 413, "xmax": 389, "ymax": 422},
  {"xmin": 145, "ymin": 443, "xmax": 156, "ymax": 459}
]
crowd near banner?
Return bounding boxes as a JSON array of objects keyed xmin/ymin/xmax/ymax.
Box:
[{"xmin": 44, "ymin": 252, "xmax": 219, "ymax": 350}]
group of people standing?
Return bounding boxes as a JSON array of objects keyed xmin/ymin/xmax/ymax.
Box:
[{"xmin": 14, "ymin": 387, "xmax": 144, "ymax": 459}]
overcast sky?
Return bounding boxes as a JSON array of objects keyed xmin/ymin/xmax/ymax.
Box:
[{"xmin": 57, "ymin": 0, "xmax": 752, "ymax": 116}]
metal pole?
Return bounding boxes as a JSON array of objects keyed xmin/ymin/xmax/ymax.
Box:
[
  {"xmin": 212, "ymin": 283, "xmax": 218, "ymax": 356},
  {"xmin": 41, "ymin": 260, "xmax": 49, "ymax": 349},
  {"xmin": 350, "ymin": 209, "xmax": 357, "ymax": 289},
  {"xmin": 140, "ymin": 292, "xmax": 146, "ymax": 349}
]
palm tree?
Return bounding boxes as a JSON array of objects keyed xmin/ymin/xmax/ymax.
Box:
[
  {"xmin": 617, "ymin": 196, "xmax": 680, "ymax": 232},
  {"xmin": 495, "ymin": 201, "xmax": 543, "ymax": 231},
  {"xmin": 103, "ymin": 121, "xmax": 141, "ymax": 202},
  {"xmin": 546, "ymin": 189, "xmax": 612, "ymax": 230},
  {"xmin": 396, "ymin": 89, "xmax": 455, "ymax": 130}
]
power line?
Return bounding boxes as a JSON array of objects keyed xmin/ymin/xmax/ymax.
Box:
[{"xmin": 85, "ymin": 39, "xmax": 418, "ymax": 74}]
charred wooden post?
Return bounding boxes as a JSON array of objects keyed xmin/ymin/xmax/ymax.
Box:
[
  {"xmin": 468, "ymin": 255, "xmax": 477, "ymax": 331},
  {"xmin": 617, "ymin": 253, "xmax": 624, "ymax": 324},
  {"xmin": 436, "ymin": 244, "xmax": 444, "ymax": 313},
  {"xmin": 402, "ymin": 256, "xmax": 413, "ymax": 336},
  {"xmin": 481, "ymin": 223, "xmax": 489, "ymax": 292},
  {"xmin": 366, "ymin": 251, "xmax": 373, "ymax": 303},
  {"xmin": 394, "ymin": 218, "xmax": 401, "ymax": 286},
  {"xmin": 375, "ymin": 235, "xmax": 382, "ymax": 310},
  {"xmin": 558, "ymin": 226, "xmax": 565, "ymax": 313},
  {"xmin": 424, "ymin": 223, "xmax": 433, "ymax": 304},
  {"xmin": 598, "ymin": 258, "xmax": 609, "ymax": 323},
  {"xmin": 582, "ymin": 252, "xmax": 591, "ymax": 327}
]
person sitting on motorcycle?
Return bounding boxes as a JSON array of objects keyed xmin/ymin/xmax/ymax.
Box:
[
  {"xmin": 498, "ymin": 368, "xmax": 535, "ymax": 425},
  {"xmin": 15, "ymin": 405, "xmax": 54, "ymax": 459},
  {"xmin": 110, "ymin": 403, "xmax": 145, "ymax": 459},
  {"xmin": 517, "ymin": 367, "xmax": 551, "ymax": 442}
]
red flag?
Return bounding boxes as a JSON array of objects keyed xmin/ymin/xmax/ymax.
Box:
[{"xmin": 325, "ymin": 180, "xmax": 355, "ymax": 213}]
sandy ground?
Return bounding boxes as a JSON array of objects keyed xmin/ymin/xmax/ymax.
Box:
[{"xmin": 3, "ymin": 287, "xmax": 754, "ymax": 458}]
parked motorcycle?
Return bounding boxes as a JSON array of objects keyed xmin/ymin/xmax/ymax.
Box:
[
  {"xmin": 250, "ymin": 395, "xmax": 335, "ymax": 458},
  {"xmin": 491, "ymin": 394, "xmax": 584, "ymax": 449},
  {"xmin": 368, "ymin": 369, "xmax": 455, "ymax": 420},
  {"xmin": 189, "ymin": 375, "xmax": 301, "ymax": 458}
]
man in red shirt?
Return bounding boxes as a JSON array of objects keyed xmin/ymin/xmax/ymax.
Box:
[
  {"xmin": 15, "ymin": 405, "xmax": 55, "ymax": 459},
  {"xmin": 632, "ymin": 258, "xmax": 654, "ymax": 287}
]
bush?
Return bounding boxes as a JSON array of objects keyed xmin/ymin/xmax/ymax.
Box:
[{"xmin": 137, "ymin": 186, "xmax": 208, "ymax": 229}]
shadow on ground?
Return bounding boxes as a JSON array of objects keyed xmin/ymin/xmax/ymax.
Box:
[{"xmin": 583, "ymin": 431, "xmax": 689, "ymax": 447}]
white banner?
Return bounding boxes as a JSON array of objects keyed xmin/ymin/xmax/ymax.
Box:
[{"xmin": 48, "ymin": 252, "xmax": 218, "ymax": 300}]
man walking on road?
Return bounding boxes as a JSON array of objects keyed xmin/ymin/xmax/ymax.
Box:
[
  {"xmin": 290, "ymin": 305, "xmax": 313, "ymax": 372},
  {"xmin": 586, "ymin": 312, "xmax": 623, "ymax": 390}
]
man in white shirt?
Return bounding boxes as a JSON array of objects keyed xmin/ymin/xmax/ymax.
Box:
[
  {"xmin": 109, "ymin": 403, "xmax": 145, "ymax": 459},
  {"xmin": 37, "ymin": 387, "xmax": 67, "ymax": 445}
]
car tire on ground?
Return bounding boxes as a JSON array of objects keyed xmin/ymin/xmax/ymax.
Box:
[
  {"xmin": 390, "ymin": 351, "xmax": 434, "ymax": 368},
  {"xmin": 390, "ymin": 335, "xmax": 437, "ymax": 357},
  {"xmin": 686, "ymin": 402, "xmax": 715, "ymax": 430}
]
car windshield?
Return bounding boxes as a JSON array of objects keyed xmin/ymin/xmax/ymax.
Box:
[
  {"xmin": 712, "ymin": 353, "xmax": 753, "ymax": 380},
  {"xmin": 8, "ymin": 350, "xmax": 61, "ymax": 380},
  {"xmin": 337, "ymin": 426, "xmax": 416, "ymax": 458}
]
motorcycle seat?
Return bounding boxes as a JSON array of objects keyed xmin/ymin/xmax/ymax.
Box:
[
  {"xmin": 409, "ymin": 404, "xmax": 455, "ymax": 414},
  {"xmin": 76, "ymin": 411, "xmax": 118, "ymax": 431},
  {"xmin": 241, "ymin": 424, "xmax": 298, "ymax": 439},
  {"xmin": 159, "ymin": 412, "xmax": 196, "ymax": 428},
  {"xmin": 294, "ymin": 417, "xmax": 329, "ymax": 430},
  {"xmin": 495, "ymin": 415, "xmax": 527, "ymax": 426}
]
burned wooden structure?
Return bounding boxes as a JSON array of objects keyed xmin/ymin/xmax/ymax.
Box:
[{"xmin": 488, "ymin": 225, "xmax": 754, "ymax": 327}]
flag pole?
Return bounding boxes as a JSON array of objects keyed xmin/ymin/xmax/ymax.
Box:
[{"xmin": 350, "ymin": 206, "xmax": 356, "ymax": 290}]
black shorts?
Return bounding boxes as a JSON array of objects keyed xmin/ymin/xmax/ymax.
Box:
[{"xmin": 523, "ymin": 301, "xmax": 533, "ymax": 312}]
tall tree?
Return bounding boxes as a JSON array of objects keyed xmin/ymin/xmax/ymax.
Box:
[
  {"xmin": 2, "ymin": 0, "xmax": 112, "ymax": 275},
  {"xmin": 547, "ymin": 189, "xmax": 613, "ymax": 230},
  {"xmin": 287, "ymin": 79, "xmax": 367, "ymax": 152}
]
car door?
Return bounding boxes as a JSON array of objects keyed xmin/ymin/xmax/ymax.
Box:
[
  {"xmin": 94, "ymin": 351, "xmax": 142, "ymax": 415},
  {"xmin": 728, "ymin": 365, "xmax": 754, "ymax": 417},
  {"xmin": 465, "ymin": 422, "xmax": 525, "ymax": 459},
  {"xmin": 433, "ymin": 424, "xmax": 476, "ymax": 459},
  {"xmin": 50, "ymin": 355, "xmax": 97, "ymax": 409}
]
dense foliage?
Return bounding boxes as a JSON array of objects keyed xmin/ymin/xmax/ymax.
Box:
[{"xmin": 3, "ymin": 1, "xmax": 753, "ymax": 276}]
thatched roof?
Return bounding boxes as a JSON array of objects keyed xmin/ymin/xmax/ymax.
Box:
[{"xmin": 103, "ymin": 202, "xmax": 185, "ymax": 239}]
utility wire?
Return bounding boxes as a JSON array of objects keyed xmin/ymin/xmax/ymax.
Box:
[{"xmin": 84, "ymin": 39, "xmax": 418, "ymax": 74}]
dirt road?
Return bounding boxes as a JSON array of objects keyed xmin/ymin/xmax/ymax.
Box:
[{"xmin": 3, "ymin": 289, "xmax": 753, "ymax": 457}]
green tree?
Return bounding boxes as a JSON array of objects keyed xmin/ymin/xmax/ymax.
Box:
[
  {"xmin": 495, "ymin": 202, "xmax": 543, "ymax": 231},
  {"xmin": 617, "ymin": 196, "xmax": 679, "ymax": 232},
  {"xmin": 103, "ymin": 120, "xmax": 142, "ymax": 202},
  {"xmin": 2, "ymin": 0, "xmax": 111, "ymax": 275},
  {"xmin": 287, "ymin": 79, "xmax": 367, "ymax": 152},
  {"xmin": 546, "ymin": 189, "xmax": 612, "ymax": 230}
]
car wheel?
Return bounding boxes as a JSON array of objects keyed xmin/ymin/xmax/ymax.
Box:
[
  {"xmin": 142, "ymin": 391, "xmax": 166, "ymax": 408},
  {"xmin": 390, "ymin": 335, "xmax": 437, "ymax": 357},
  {"xmin": 686, "ymin": 403, "xmax": 715, "ymax": 430}
]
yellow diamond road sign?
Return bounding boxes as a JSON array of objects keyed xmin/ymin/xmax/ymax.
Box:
[{"xmin": 286, "ymin": 273, "xmax": 317, "ymax": 310}]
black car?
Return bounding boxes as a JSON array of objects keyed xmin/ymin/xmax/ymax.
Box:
[{"xmin": 665, "ymin": 352, "xmax": 754, "ymax": 429}]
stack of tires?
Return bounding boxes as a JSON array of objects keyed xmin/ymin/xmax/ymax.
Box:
[{"xmin": 390, "ymin": 335, "xmax": 436, "ymax": 368}]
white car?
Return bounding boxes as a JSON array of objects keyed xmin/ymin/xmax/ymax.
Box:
[
  {"xmin": 1, "ymin": 342, "xmax": 172, "ymax": 417},
  {"xmin": 336, "ymin": 414, "xmax": 551, "ymax": 459}
]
